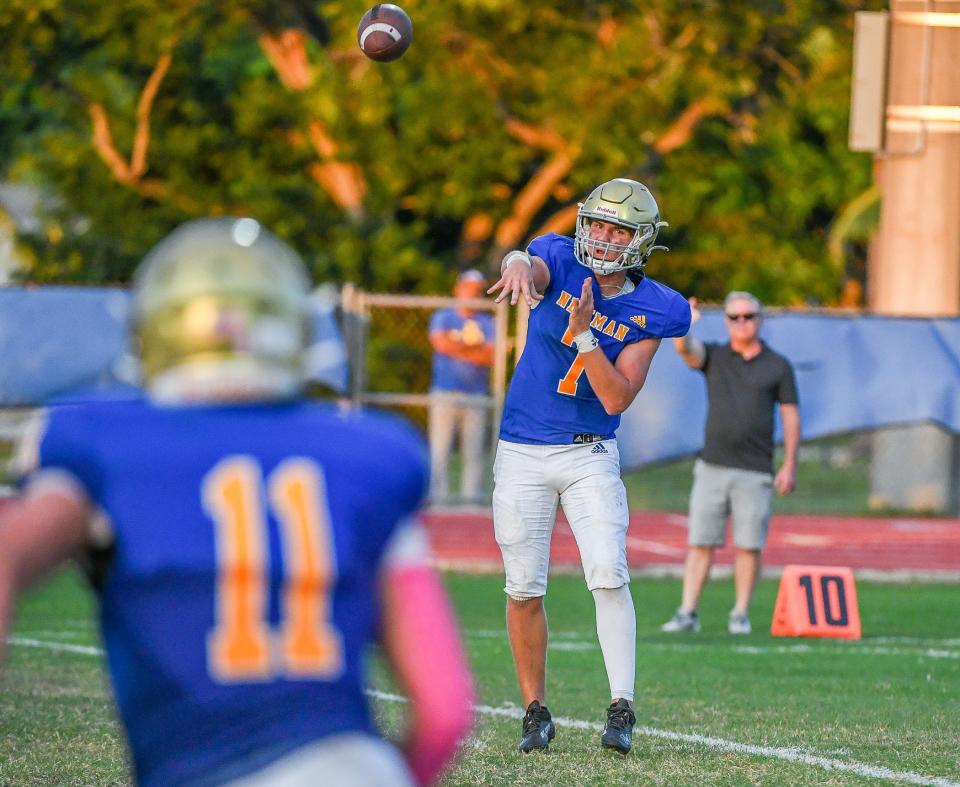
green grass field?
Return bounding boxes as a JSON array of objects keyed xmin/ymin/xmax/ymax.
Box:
[
  {"xmin": 622, "ymin": 446, "xmax": 872, "ymax": 516},
  {"xmin": 2, "ymin": 568, "xmax": 958, "ymax": 786}
]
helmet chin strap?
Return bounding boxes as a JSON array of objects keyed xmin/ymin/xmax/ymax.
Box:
[
  {"xmin": 588, "ymin": 249, "xmax": 638, "ymax": 276},
  {"xmin": 582, "ymin": 233, "xmax": 643, "ymax": 274}
]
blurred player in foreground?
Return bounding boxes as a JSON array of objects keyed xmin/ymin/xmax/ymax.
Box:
[
  {"xmin": 0, "ymin": 218, "xmax": 473, "ymax": 786},
  {"xmin": 488, "ymin": 179, "xmax": 690, "ymax": 755}
]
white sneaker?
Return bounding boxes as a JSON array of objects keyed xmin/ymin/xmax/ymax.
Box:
[
  {"xmin": 728, "ymin": 611, "xmax": 752, "ymax": 635},
  {"xmin": 661, "ymin": 609, "xmax": 701, "ymax": 633}
]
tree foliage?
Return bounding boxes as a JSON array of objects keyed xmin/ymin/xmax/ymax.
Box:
[{"xmin": 0, "ymin": 0, "xmax": 881, "ymax": 303}]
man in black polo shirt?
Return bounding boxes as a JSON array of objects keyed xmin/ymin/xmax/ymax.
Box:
[{"xmin": 661, "ymin": 291, "xmax": 800, "ymax": 635}]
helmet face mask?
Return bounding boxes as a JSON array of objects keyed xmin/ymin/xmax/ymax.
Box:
[
  {"xmin": 132, "ymin": 218, "xmax": 311, "ymax": 403},
  {"xmin": 573, "ymin": 178, "xmax": 668, "ymax": 276}
]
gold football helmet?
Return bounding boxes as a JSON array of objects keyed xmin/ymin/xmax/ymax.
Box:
[
  {"xmin": 132, "ymin": 217, "xmax": 311, "ymax": 403},
  {"xmin": 573, "ymin": 178, "xmax": 668, "ymax": 275}
]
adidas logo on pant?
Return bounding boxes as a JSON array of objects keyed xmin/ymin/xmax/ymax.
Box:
[{"xmin": 590, "ymin": 443, "xmax": 608, "ymax": 454}]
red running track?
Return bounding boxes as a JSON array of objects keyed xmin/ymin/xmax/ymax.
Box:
[
  {"xmin": 421, "ymin": 509, "xmax": 960, "ymax": 580},
  {"xmin": 2, "ymin": 495, "xmax": 955, "ymax": 579}
]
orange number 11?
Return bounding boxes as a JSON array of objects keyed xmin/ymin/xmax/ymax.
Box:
[{"xmin": 202, "ymin": 456, "xmax": 343, "ymax": 683}]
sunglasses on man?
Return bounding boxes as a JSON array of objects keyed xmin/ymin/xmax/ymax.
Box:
[{"xmin": 726, "ymin": 312, "xmax": 758, "ymax": 322}]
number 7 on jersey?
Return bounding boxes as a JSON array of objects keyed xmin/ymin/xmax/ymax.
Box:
[{"xmin": 556, "ymin": 327, "xmax": 587, "ymax": 395}]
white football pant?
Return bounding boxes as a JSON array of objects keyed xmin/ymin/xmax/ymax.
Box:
[{"xmin": 492, "ymin": 439, "xmax": 630, "ymax": 598}]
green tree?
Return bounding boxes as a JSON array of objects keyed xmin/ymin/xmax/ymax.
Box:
[{"xmin": 0, "ymin": 0, "xmax": 880, "ymax": 303}]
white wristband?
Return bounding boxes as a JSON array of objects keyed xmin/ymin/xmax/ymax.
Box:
[
  {"xmin": 572, "ymin": 329, "xmax": 599, "ymax": 353},
  {"xmin": 500, "ymin": 251, "xmax": 532, "ymax": 274}
]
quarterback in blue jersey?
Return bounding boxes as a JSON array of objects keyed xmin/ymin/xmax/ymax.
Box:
[
  {"xmin": 488, "ymin": 178, "xmax": 690, "ymax": 755},
  {"xmin": 0, "ymin": 219, "xmax": 473, "ymax": 786}
]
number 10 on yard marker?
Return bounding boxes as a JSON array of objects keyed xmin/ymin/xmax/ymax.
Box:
[{"xmin": 771, "ymin": 565, "xmax": 862, "ymax": 639}]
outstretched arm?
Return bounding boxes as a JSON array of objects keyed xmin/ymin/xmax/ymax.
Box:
[
  {"xmin": 672, "ymin": 296, "xmax": 705, "ymax": 369},
  {"xmin": 0, "ymin": 482, "xmax": 91, "ymax": 666},
  {"xmin": 487, "ymin": 251, "xmax": 550, "ymax": 308}
]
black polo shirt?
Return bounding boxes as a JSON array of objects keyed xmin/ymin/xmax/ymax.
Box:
[{"xmin": 698, "ymin": 341, "xmax": 798, "ymax": 474}]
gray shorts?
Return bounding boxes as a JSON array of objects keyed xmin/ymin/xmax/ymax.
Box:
[{"xmin": 687, "ymin": 459, "xmax": 773, "ymax": 550}]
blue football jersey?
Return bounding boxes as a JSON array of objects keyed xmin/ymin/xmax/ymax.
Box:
[
  {"xmin": 33, "ymin": 397, "xmax": 428, "ymax": 787},
  {"xmin": 499, "ymin": 234, "xmax": 690, "ymax": 444}
]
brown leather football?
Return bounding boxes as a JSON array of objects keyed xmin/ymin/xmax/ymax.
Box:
[{"xmin": 357, "ymin": 4, "xmax": 413, "ymax": 62}]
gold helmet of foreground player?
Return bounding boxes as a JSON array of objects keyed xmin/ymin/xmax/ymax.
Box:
[
  {"xmin": 573, "ymin": 178, "xmax": 668, "ymax": 276},
  {"xmin": 132, "ymin": 217, "xmax": 311, "ymax": 403}
]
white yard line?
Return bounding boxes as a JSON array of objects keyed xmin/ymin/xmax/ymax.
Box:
[
  {"xmin": 464, "ymin": 629, "xmax": 960, "ymax": 658},
  {"xmin": 8, "ymin": 636, "xmax": 105, "ymax": 656},
  {"xmin": 730, "ymin": 643, "xmax": 960, "ymax": 659},
  {"xmin": 9, "ymin": 637, "xmax": 958, "ymax": 787},
  {"xmin": 869, "ymin": 637, "xmax": 960, "ymax": 646},
  {"xmin": 27, "ymin": 631, "xmax": 954, "ymax": 660},
  {"xmin": 367, "ymin": 690, "xmax": 960, "ymax": 787}
]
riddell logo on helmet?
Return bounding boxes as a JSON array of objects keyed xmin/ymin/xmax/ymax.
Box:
[{"xmin": 594, "ymin": 205, "xmax": 618, "ymax": 217}]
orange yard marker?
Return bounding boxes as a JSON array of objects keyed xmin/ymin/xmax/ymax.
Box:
[{"xmin": 771, "ymin": 565, "xmax": 861, "ymax": 639}]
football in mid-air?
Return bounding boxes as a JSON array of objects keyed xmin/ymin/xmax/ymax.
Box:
[{"xmin": 357, "ymin": 4, "xmax": 413, "ymax": 62}]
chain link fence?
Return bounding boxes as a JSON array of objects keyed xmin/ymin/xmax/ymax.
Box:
[{"xmin": 340, "ymin": 285, "xmax": 515, "ymax": 504}]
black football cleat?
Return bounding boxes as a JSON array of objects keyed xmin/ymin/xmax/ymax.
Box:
[
  {"xmin": 518, "ymin": 699, "xmax": 556, "ymax": 753},
  {"xmin": 600, "ymin": 698, "xmax": 636, "ymax": 754}
]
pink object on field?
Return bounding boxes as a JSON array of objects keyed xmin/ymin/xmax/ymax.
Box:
[{"xmin": 383, "ymin": 565, "xmax": 475, "ymax": 785}]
